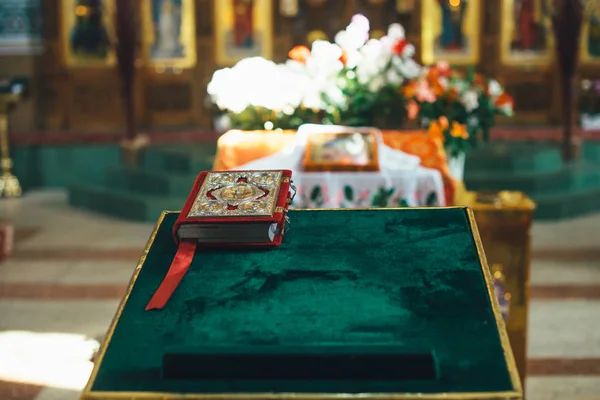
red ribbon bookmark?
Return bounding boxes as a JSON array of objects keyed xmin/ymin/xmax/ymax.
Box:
[{"xmin": 145, "ymin": 240, "xmax": 197, "ymax": 311}]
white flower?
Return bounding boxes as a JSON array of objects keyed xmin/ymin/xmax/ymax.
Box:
[
  {"xmin": 500, "ymin": 104, "xmax": 514, "ymax": 116},
  {"xmin": 207, "ymin": 56, "xmax": 327, "ymax": 114},
  {"xmin": 324, "ymin": 84, "xmax": 347, "ymax": 109},
  {"xmin": 350, "ymin": 14, "xmax": 370, "ymax": 33},
  {"xmin": 387, "ymin": 23, "xmax": 405, "ymax": 40},
  {"xmin": 461, "ymin": 90, "xmax": 479, "ymax": 112},
  {"xmin": 355, "ymin": 39, "xmax": 390, "ymax": 84},
  {"xmin": 386, "ymin": 69, "xmax": 403, "ymax": 86},
  {"xmin": 450, "ymin": 78, "xmax": 468, "ymax": 94},
  {"xmin": 488, "ymin": 79, "xmax": 503, "ymax": 97},
  {"xmin": 438, "ymin": 77, "xmax": 448, "ymax": 89},
  {"xmin": 309, "ymin": 40, "xmax": 344, "ymax": 75},
  {"xmin": 394, "ymin": 58, "xmax": 421, "ymax": 80},
  {"xmin": 335, "ymin": 14, "xmax": 370, "ymax": 52},
  {"xmin": 402, "ymin": 43, "xmax": 415, "ymax": 58},
  {"xmin": 368, "ymin": 75, "xmax": 385, "ymax": 92}
]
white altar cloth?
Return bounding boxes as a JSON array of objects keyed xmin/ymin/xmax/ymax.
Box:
[{"xmin": 235, "ymin": 124, "xmax": 446, "ymax": 208}]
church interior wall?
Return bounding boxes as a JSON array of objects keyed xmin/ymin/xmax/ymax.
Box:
[{"xmin": 4, "ymin": 0, "xmax": 599, "ymax": 134}]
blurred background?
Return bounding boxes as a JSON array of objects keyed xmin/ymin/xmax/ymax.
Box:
[{"xmin": 0, "ymin": 0, "xmax": 599, "ymax": 399}]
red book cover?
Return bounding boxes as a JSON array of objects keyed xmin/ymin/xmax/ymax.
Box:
[
  {"xmin": 146, "ymin": 170, "xmax": 294, "ymax": 311},
  {"xmin": 174, "ymin": 169, "xmax": 293, "ymax": 247}
]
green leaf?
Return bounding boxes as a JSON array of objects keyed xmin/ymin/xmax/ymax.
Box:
[
  {"xmin": 310, "ymin": 186, "xmax": 321, "ymax": 202},
  {"xmin": 398, "ymin": 199, "xmax": 409, "ymax": 207},
  {"xmin": 344, "ymin": 185, "xmax": 354, "ymax": 201}
]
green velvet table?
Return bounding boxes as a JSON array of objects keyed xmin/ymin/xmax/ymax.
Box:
[{"xmin": 83, "ymin": 208, "xmax": 522, "ymax": 400}]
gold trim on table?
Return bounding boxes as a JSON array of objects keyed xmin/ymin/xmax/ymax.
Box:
[
  {"xmin": 420, "ymin": 0, "xmax": 481, "ymax": 66},
  {"xmin": 82, "ymin": 207, "xmax": 522, "ymax": 400},
  {"xmin": 141, "ymin": 0, "xmax": 197, "ymax": 70}
]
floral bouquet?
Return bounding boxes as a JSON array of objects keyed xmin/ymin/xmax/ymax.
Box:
[
  {"xmin": 426, "ymin": 116, "xmax": 470, "ymax": 158},
  {"xmin": 404, "ymin": 62, "xmax": 514, "ymax": 152},
  {"xmin": 287, "ymin": 15, "xmax": 422, "ymax": 127},
  {"xmin": 206, "ymin": 57, "xmax": 322, "ymax": 131}
]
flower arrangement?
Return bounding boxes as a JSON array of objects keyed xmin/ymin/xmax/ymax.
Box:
[
  {"xmin": 205, "ymin": 15, "xmax": 515, "ymax": 154},
  {"xmin": 206, "ymin": 15, "xmax": 421, "ymax": 131},
  {"xmin": 404, "ymin": 62, "xmax": 514, "ymax": 151},
  {"xmin": 426, "ymin": 116, "xmax": 470, "ymax": 158},
  {"xmin": 206, "ymin": 57, "xmax": 321, "ymax": 131},
  {"xmin": 286, "ymin": 15, "xmax": 421, "ymax": 127}
]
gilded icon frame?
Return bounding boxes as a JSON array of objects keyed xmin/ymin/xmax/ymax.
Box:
[
  {"xmin": 214, "ymin": 0, "xmax": 273, "ymax": 66},
  {"xmin": 60, "ymin": 0, "xmax": 116, "ymax": 67},
  {"xmin": 580, "ymin": 14, "xmax": 600, "ymax": 65},
  {"xmin": 500, "ymin": 0, "xmax": 554, "ymax": 67},
  {"xmin": 420, "ymin": 0, "xmax": 481, "ymax": 66},
  {"xmin": 141, "ymin": 0, "xmax": 197, "ymax": 70}
]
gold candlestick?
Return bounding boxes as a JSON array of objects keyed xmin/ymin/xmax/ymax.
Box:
[{"xmin": 0, "ymin": 101, "xmax": 21, "ymax": 198}]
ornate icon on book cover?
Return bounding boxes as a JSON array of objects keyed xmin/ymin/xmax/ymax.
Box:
[
  {"xmin": 421, "ymin": 0, "xmax": 481, "ymax": 65},
  {"xmin": 61, "ymin": 0, "xmax": 116, "ymax": 66},
  {"xmin": 188, "ymin": 171, "xmax": 283, "ymax": 218},
  {"xmin": 581, "ymin": 11, "xmax": 600, "ymax": 64},
  {"xmin": 214, "ymin": 0, "xmax": 273, "ymax": 66},
  {"xmin": 141, "ymin": 0, "xmax": 196, "ymax": 69},
  {"xmin": 500, "ymin": 0, "xmax": 553, "ymax": 66}
]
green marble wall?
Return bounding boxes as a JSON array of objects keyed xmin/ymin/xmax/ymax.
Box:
[{"xmin": 13, "ymin": 145, "xmax": 121, "ymax": 191}]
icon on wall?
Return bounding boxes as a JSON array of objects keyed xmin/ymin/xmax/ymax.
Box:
[
  {"xmin": 142, "ymin": 0, "xmax": 196, "ymax": 69},
  {"xmin": 61, "ymin": 0, "xmax": 115, "ymax": 66},
  {"xmin": 500, "ymin": 0, "xmax": 553, "ymax": 66},
  {"xmin": 581, "ymin": 12, "xmax": 600, "ymax": 64},
  {"xmin": 0, "ymin": 0, "xmax": 42, "ymax": 55},
  {"xmin": 421, "ymin": 0, "xmax": 481, "ymax": 65},
  {"xmin": 214, "ymin": 0, "xmax": 273, "ymax": 66}
]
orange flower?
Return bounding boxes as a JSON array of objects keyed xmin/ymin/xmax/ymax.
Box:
[
  {"xmin": 428, "ymin": 121, "xmax": 444, "ymax": 141},
  {"xmin": 426, "ymin": 68, "xmax": 440, "ymax": 81},
  {"xmin": 402, "ymin": 81, "xmax": 418, "ymax": 98},
  {"xmin": 430, "ymin": 78, "xmax": 445, "ymax": 96},
  {"xmin": 288, "ymin": 45, "xmax": 311, "ymax": 64},
  {"xmin": 438, "ymin": 116, "xmax": 449, "ymax": 130},
  {"xmin": 339, "ymin": 49, "xmax": 348, "ymax": 66},
  {"xmin": 407, "ymin": 100, "xmax": 419, "ymax": 120},
  {"xmin": 450, "ymin": 122, "xmax": 469, "ymax": 139},
  {"xmin": 495, "ymin": 92, "xmax": 514, "ymax": 108}
]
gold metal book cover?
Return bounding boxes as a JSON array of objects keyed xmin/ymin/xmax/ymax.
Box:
[{"xmin": 187, "ymin": 171, "xmax": 284, "ymax": 218}]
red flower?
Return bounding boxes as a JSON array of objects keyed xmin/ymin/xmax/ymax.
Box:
[
  {"xmin": 392, "ymin": 39, "xmax": 408, "ymax": 56},
  {"xmin": 288, "ymin": 45, "xmax": 311, "ymax": 64}
]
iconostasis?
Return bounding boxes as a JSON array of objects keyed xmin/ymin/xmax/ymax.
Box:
[{"xmin": 37, "ymin": 0, "xmax": 600, "ymax": 131}]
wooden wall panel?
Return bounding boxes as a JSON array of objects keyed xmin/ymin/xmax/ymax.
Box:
[{"xmin": 36, "ymin": 0, "xmax": 573, "ymax": 131}]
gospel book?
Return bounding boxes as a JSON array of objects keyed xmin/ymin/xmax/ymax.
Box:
[
  {"xmin": 145, "ymin": 169, "xmax": 294, "ymax": 311},
  {"xmin": 174, "ymin": 170, "xmax": 293, "ymax": 245}
]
